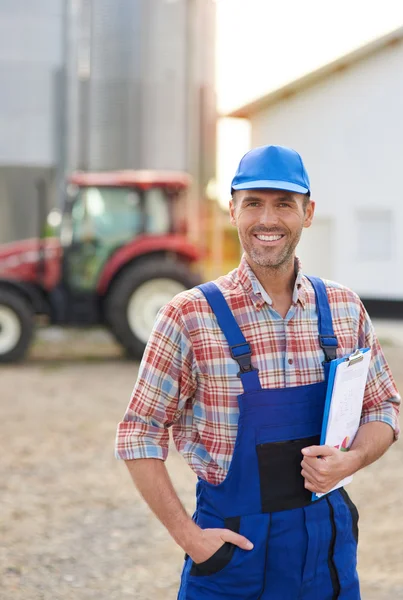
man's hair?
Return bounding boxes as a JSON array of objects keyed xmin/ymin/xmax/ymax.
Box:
[
  {"xmin": 231, "ymin": 189, "xmax": 311, "ymax": 212},
  {"xmin": 302, "ymin": 193, "xmax": 311, "ymax": 211}
]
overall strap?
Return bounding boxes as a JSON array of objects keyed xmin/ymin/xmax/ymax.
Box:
[
  {"xmin": 305, "ymin": 276, "xmax": 338, "ymax": 362},
  {"xmin": 197, "ymin": 282, "xmax": 262, "ymax": 392}
]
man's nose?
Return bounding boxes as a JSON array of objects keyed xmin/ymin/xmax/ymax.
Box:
[{"xmin": 259, "ymin": 205, "xmax": 280, "ymax": 226}]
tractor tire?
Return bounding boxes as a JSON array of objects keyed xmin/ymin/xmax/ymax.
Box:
[
  {"xmin": 104, "ymin": 258, "xmax": 200, "ymax": 360},
  {"xmin": 0, "ymin": 288, "xmax": 34, "ymax": 363}
]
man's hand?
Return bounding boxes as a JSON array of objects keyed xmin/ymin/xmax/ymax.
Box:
[
  {"xmin": 301, "ymin": 422, "xmax": 395, "ymax": 494},
  {"xmin": 186, "ymin": 527, "xmax": 253, "ymax": 565},
  {"xmin": 301, "ymin": 445, "xmax": 356, "ymax": 494}
]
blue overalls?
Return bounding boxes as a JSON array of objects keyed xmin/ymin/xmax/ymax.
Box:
[{"xmin": 178, "ymin": 277, "xmax": 360, "ymax": 600}]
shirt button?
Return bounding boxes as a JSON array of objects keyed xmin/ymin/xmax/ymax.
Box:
[{"xmin": 288, "ymin": 358, "xmax": 293, "ymax": 365}]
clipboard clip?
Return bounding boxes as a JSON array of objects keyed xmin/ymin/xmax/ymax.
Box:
[{"xmin": 347, "ymin": 349, "xmax": 364, "ymax": 366}]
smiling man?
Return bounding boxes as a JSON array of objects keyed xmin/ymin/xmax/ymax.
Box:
[{"xmin": 115, "ymin": 145, "xmax": 400, "ymax": 599}]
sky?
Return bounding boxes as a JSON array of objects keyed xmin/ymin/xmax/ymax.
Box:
[{"xmin": 215, "ymin": 0, "xmax": 403, "ymax": 205}]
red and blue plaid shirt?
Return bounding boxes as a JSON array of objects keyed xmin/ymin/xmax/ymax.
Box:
[{"xmin": 115, "ymin": 257, "xmax": 400, "ymax": 484}]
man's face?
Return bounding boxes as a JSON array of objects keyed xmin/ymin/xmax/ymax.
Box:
[{"xmin": 229, "ymin": 189, "xmax": 315, "ymax": 270}]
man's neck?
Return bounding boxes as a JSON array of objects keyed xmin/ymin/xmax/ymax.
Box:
[{"xmin": 247, "ymin": 256, "xmax": 297, "ymax": 317}]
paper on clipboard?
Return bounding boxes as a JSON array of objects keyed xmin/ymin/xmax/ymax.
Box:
[{"xmin": 313, "ymin": 347, "xmax": 371, "ymax": 499}]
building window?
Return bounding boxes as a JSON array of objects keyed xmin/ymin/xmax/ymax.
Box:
[{"xmin": 356, "ymin": 210, "xmax": 393, "ymax": 261}]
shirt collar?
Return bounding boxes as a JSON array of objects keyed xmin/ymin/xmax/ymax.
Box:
[{"xmin": 236, "ymin": 254, "xmax": 307, "ymax": 310}]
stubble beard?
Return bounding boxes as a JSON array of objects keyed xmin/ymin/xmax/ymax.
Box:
[{"xmin": 239, "ymin": 227, "xmax": 303, "ymax": 272}]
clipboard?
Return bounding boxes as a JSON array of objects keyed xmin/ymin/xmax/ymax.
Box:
[{"xmin": 312, "ymin": 347, "xmax": 371, "ymax": 500}]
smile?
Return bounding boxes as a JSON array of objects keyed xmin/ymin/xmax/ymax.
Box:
[{"xmin": 254, "ymin": 234, "xmax": 285, "ymax": 243}]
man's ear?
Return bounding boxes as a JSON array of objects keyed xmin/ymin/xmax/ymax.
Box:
[
  {"xmin": 303, "ymin": 200, "xmax": 315, "ymax": 229},
  {"xmin": 229, "ymin": 199, "xmax": 236, "ymax": 226}
]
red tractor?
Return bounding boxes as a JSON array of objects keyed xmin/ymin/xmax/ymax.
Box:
[{"xmin": 0, "ymin": 171, "xmax": 202, "ymax": 362}]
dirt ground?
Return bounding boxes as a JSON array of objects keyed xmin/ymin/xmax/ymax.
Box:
[{"xmin": 1, "ymin": 327, "xmax": 402, "ymax": 600}]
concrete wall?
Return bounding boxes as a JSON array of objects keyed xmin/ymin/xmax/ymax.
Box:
[{"xmin": 249, "ymin": 39, "xmax": 403, "ymax": 300}]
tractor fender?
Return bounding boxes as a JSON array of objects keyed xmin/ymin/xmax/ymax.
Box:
[
  {"xmin": 96, "ymin": 235, "xmax": 200, "ymax": 295},
  {"xmin": 0, "ymin": 278, "xmax": 47, "ymax": 314}
]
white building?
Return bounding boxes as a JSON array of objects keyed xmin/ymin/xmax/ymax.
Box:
[{"xmin": 229, "ymin": 27, "xmax": 403, "ymax": 318}]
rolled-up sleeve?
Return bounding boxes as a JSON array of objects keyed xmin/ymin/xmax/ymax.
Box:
[
  {"xmin": 115, "ymin": 302, "xmax": 197, "ymax": 460},
  {"xmin": 358, "ymin": 303, "xmax": 400, "ymax": 438}
]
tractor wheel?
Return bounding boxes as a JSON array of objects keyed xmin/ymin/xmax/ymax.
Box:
[
  {"xmin": 0, "ymin": 289, "xmax": 34, "ymax": 363},
  {"xmin": 104, "ymin": 258, "xmax": 200, "ymax": 359}
]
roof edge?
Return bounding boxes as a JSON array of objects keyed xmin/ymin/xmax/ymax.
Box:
[{"xmin": 226, "ymin": 25, "xmax": 403, "ymax": 118}]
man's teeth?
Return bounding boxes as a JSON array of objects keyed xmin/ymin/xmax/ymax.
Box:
[{"xmin": 256, "ymin": 234, "xmax": 283, "ymax": 241}]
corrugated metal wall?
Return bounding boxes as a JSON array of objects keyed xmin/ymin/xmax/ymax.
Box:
[
  {"xmin": 0, "ymin": 0, "xmax": 64, "ymax": 242},
  {"xmin": 0, "ymin": 0, "xmax": 64, "ymax": 165}
]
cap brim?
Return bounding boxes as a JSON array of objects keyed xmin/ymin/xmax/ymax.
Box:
[{"xmin": 232, "ymin": 179, "xmax": 309, "ymax": 194}]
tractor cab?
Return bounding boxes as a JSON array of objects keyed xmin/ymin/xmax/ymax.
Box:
[{"xmin": 62, "ymin": 170, "xmax": 191, "ymax": 292}]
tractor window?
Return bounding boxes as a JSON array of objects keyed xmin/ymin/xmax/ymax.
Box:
[
  {"xmin": 72, "ymin": 187, "xmax": 142, "ymax": 245},
  {"xmin": 144, "ymin": 188, "xmax": 171, "ymax": 234},
  {"xmin": 68, "ymin": 187, "xmax": 143, "ymax": 291}
]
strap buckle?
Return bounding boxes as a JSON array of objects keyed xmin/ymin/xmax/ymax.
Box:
[
  {"xmin": 319, "ymin": 334, "xmax": 338, "ymax": 362},
  {"xmin": 230, "ymin": 343, "xmax": 259, "ymax": 377}
]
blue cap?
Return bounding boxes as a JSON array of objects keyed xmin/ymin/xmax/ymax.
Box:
[{"xmin": 231, "ymin": 145, "xmax": 310, "ymax": 195}]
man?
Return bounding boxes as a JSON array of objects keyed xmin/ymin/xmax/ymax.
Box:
[{"xmin": 115, "ymin": 145, "xmax": 400, "ymax": 599}]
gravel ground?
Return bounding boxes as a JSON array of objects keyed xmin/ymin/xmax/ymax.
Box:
[{"xmin": 1, "ymin": 327, "xmax": 402, "ymax": 600}]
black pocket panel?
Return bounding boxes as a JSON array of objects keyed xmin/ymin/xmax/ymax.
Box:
[
  {"xmin": 189, "ymin": 516, "xmax": 240, "ymax": 577},
  {"xmin": 256, "ymin": 435, "xmax": 320, "ymax": 512}
]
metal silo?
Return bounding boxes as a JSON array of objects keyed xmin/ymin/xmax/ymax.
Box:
[{"xmin": 67, "ymin": 0, "xmax": 216, "ymax": 200}]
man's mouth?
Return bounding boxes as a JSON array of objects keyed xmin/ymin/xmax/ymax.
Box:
[{"xmin": 253, "ymin": 233, "xmax": 285, "ymax": 244}]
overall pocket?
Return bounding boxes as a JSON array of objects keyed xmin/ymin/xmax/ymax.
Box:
[
  {"xmin": 190, "ymin": 516, "xmax": 240, "ymax": 577},
  {"xmin": 184, "ymin": 513, "xmax": 271, "ymax": 600},
  {"xmin": 256, "ymin": 434, "xmax": 319, "ymax": 512}
]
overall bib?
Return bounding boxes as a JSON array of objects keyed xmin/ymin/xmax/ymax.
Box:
[{"xmin": 178, "ymin": 277, "xmax": 360, "ymax": 600}]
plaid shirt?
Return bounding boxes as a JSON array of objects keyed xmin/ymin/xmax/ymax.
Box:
[{"xmin": 115, "ymin": 256, "xmax": 400, "ymax": 484}]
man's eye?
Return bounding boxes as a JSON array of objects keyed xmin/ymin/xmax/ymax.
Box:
[
  {"xmin": 246, "ymin": 202, "xmax": 260, "ymax": 207},
  {"xmin": 278, "ymin": 203, "xmax": 291, "ymax": 208}
]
